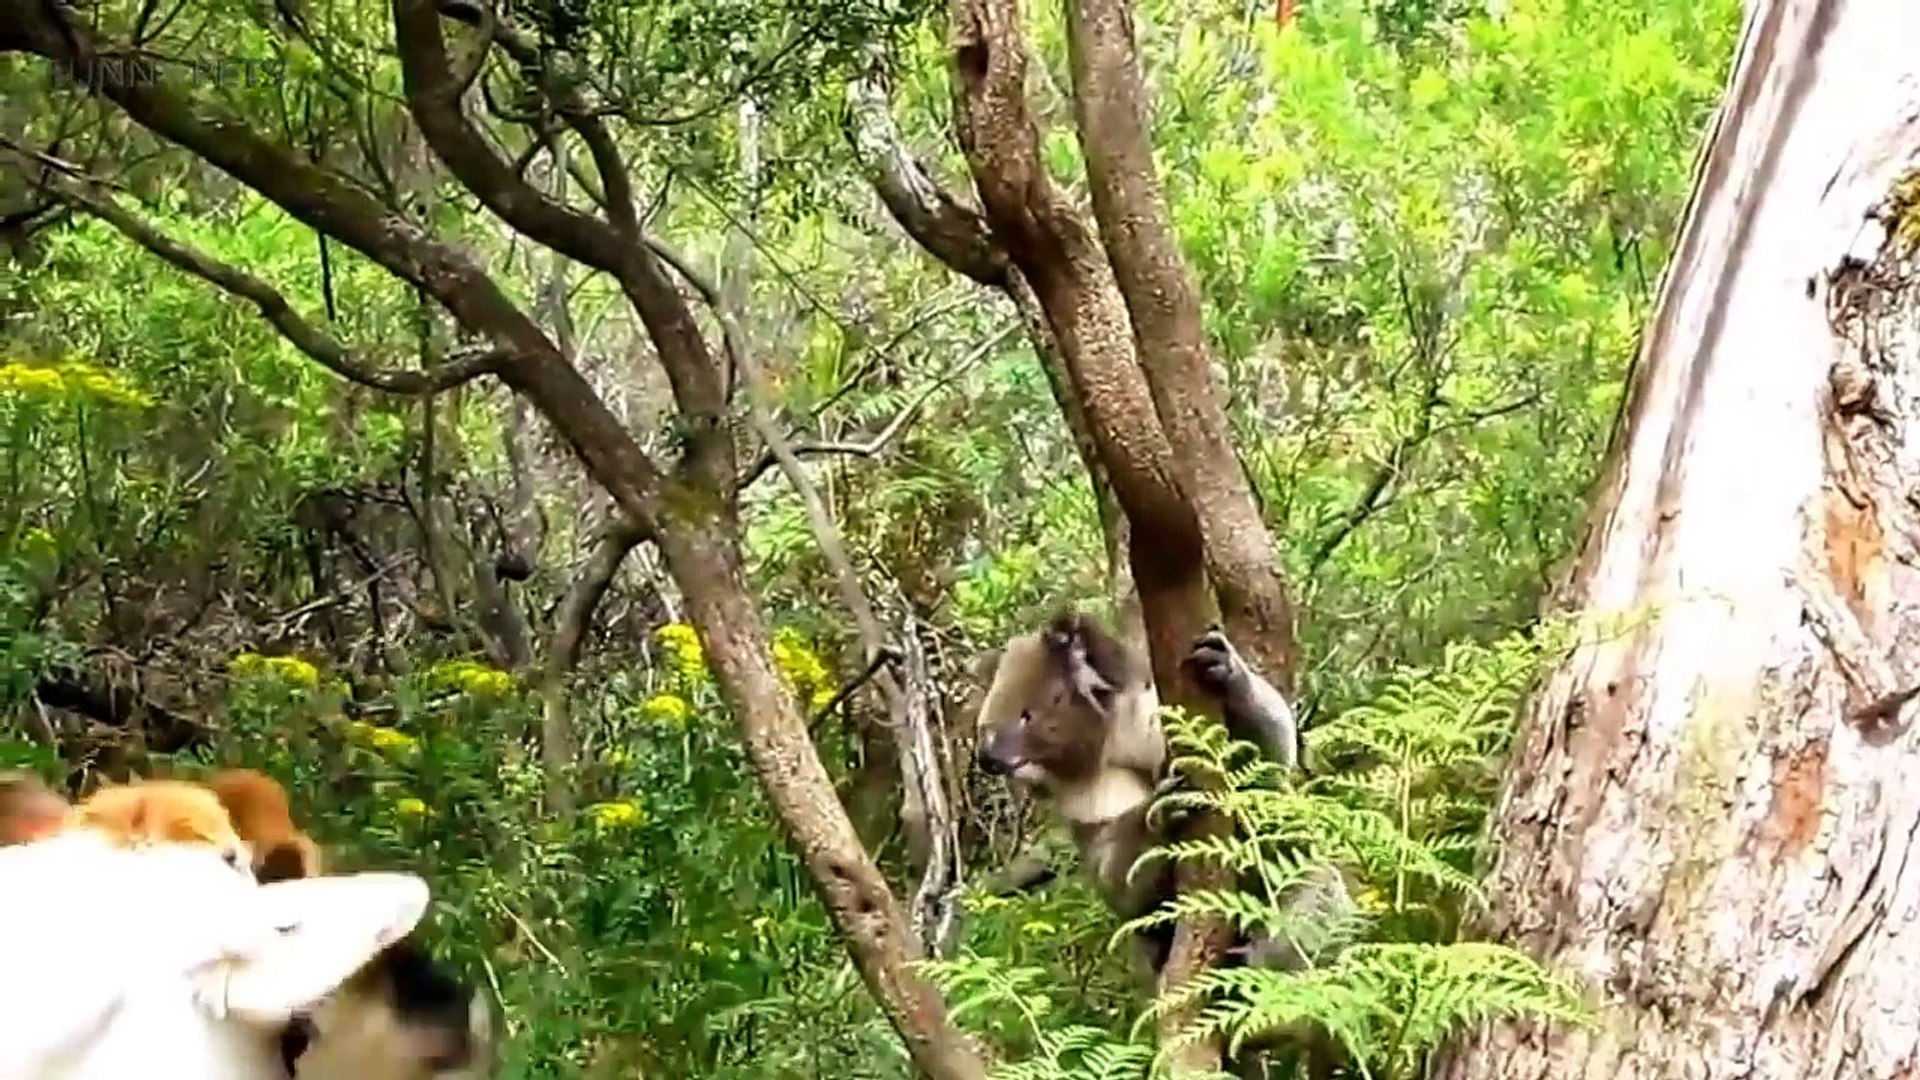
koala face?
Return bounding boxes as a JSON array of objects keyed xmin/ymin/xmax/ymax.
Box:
[{"xmin": 973, "ymin": 615, "xmax": 1138, "ymax": 788}]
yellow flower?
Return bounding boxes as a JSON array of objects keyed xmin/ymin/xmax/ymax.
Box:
[
  {"xmin": 586, "ymin": 799, "xmax": 644, "ymax": 829},
  {"xmin": 642, "ymin": 693, "xmax": 691, "ymax": 728},
  {"xmin": 266, "ymin": 656, "xmax": 320, "ymax": 689},
  {"xmin": 0, "ymin": 363, "xmax": 64, "ymax": 396},
  {"xmin": 428, "ymin": 658, "xmax": 514, "ymax": 697},
  {"xmin": 0, "ymin": 359, "xmax": 152, "ymax": 408},
  {"xmin": 1020, "ymin": 919, "xmax": 1057, "ymax": 938},
  {"xmin": 770, "ymin": 627, "xmax": 841, "ymax": 710},
  {"xmin": 228, "ymin": 652, "xmax": 320, "ymax": 690},
  {"xmin": 395, "ymin": 797, "xmax": 428, "ymax": 818},
  {"xmin": 654, "ymin": 623, "xmax": 707, "ymax": 683},
  {"xmin": 1357, "ymin": 886, "xmax": 1391, "ymax": 915},
  {"xmin": 368, "ymin": 726, "xmax": 420, "ymax": 755}
]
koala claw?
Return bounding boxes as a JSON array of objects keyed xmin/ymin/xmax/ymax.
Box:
[{"xmin": 1182, "ymin": 629, "xmax": 1239, "ymax": 695}]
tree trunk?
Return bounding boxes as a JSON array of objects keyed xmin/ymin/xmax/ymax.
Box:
[
  {"xmin": 656, "ymin": 518, "xmax": 987, "ymax": 1078},
  {"xmin": 1062, "ymin": 0, "xmax": 1298, "ymax": 690},
  {"xmin": 1437, "ymin": 2, "xmax": 1920, "ymax": 1077}
]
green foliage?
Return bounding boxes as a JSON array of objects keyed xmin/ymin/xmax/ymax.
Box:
[{"xmin": 197, "ymin": 626, "xmax": 905, "ymax": 1078}]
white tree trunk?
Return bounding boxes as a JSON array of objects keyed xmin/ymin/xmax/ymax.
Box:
[{"xmin": 1440, "ymin": 1, "xmax": 1920, "ymax": 1077}]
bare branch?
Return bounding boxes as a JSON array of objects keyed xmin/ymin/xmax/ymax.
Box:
[
  {"xmin": 736, "ymin": 321, "xmax": 1019, "ymax": 489},
  {"xmin": 539, "ymin": 516, "xmax": 650, "ymax": 814},
  {"xmin": 487, "ymin": 17, "xmax": 638, "ymax": 238},
  {"xmin": 845, "ymin": 64, "xmax": 1009, "ymax": 287}
]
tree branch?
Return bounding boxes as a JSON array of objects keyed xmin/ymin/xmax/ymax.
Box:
[
  {"xmin": 18, "ymin": 157, "xmax": 503, "ymax": 395},
  {"xmin": 0, "ymin": 0, "xmax": 673, "ymax": 525},
  {"xmin": 1064, "ymin": 0, "xmax": 1298, "ymax": 694},
  {"xmin": 735, "ymin": 322, "xmax": 1019, "ymax": 489},
  {"xmin": 486, "ymin": 17, "xmax": 638, "ymax": 238},
  {"xmin": 845, "ymin": 64, "xmax": 1010, "ymax": 288},
  {"xmin": 539, "ymin": 516, "xmax": 650, "ymax": 814},
  {"xmin": 389, "ymin": 0, "xmax": 728, "ymax": 447}
]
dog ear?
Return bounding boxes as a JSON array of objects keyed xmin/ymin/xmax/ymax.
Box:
[{"xmin": 197, "ymin": 872, "xmax": 431, "ymax": 1026}]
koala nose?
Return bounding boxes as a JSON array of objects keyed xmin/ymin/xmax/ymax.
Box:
[{"xmin": 975, "ymin": 743, "xmax": 1008, "ymax": 776}]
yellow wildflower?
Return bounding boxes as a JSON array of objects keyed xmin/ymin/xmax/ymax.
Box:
[
  {"xmin": 654, "ymin": 623, "xmax": 706, "ymax": 682},
  {"xmin": 429, "ymin": 658, "xmax": 515, "ymax": 697},
  {"xmin": 228, "ymin": 652, "xmax": 320, "ymax": 690},
  {"xmin": 395, "ymin": 797, "xmax": 428, "ymax": 818},
  {"xmin": 1356, "ymin": 886, "xmax": 1391, "ymax": 915},
  {"xmin": 368, "ymin": 726, "xmax": 419, "ymax": 755},
  {"xmin": 770, "ymin": 628, "xmax": 832, "ymax": 703},
  {"xmin": 642, "ymin": 693, "xmax": 691, "ymax": 728},
  {"xmin": 0, "ymin": 363, "xmax": 65, "ymax": 396},
  {"xmin": 809, "ymin": 686, "xmax": 837, "ymax": 712},
  {"xmin": 266, "ymin": 656, "xmax": 321, "ymax": 689},
  {"xmin": 586, "ymin": 799, "xmax": 644, "ymax": 829},
  {"xmin": 1020, "ymin": 919, "xmax": 1057, "ymax": 938},
  {"xmin": 0, "ymin": 359, "xmax": 152, "ymax": 408}
]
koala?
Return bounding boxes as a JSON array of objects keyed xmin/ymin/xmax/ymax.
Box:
[{"xmin": 973, "ymin": 609, "xmax": 1353, "ymax": 1074}]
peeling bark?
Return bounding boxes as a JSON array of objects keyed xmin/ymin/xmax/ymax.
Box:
[{"xmin": 1435, "ymin": 2, "xmax": 1920, "ymax": 1077}]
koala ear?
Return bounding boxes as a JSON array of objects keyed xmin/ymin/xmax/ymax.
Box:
[
  {"xmin": 1065, "ymin": 651, "xmax": 1118, "ymax": 713},
  {"xmin": 969, "ymin": 649, "xmax": 1004, "ymax": 684}
]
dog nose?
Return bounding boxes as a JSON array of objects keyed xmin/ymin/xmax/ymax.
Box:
[{"xmin": 975, "ymin": 743, "xmax": 1008, "ymax": 776}]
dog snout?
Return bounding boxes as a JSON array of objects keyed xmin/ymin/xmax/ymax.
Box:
[{"xmin": 975, "ymin": 738, "xmax": 1011, "ymax": 776}]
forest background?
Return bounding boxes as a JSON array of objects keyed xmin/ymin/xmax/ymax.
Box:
[{"xmin": 0, "ymin": 0, "xmax": 1742, "ymax": 1076}]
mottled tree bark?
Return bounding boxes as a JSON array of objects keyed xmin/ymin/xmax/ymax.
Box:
[{"xmin": 1436, "ymin": 2, "xmax": 1920, "ymax": 1077}]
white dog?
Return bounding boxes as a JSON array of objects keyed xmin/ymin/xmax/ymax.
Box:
[{"xmin": 0, "ymin": 825, "xmax": 428, "ymax": 1080}]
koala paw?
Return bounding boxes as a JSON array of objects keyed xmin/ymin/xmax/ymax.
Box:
[
  {"xmin": 1150, "ymin": 772, "xmax": 1188, "ymax": 801},
  {"xmin": 1182, "ymin": 628, "xmax": 1240, "ymax": 696}
]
